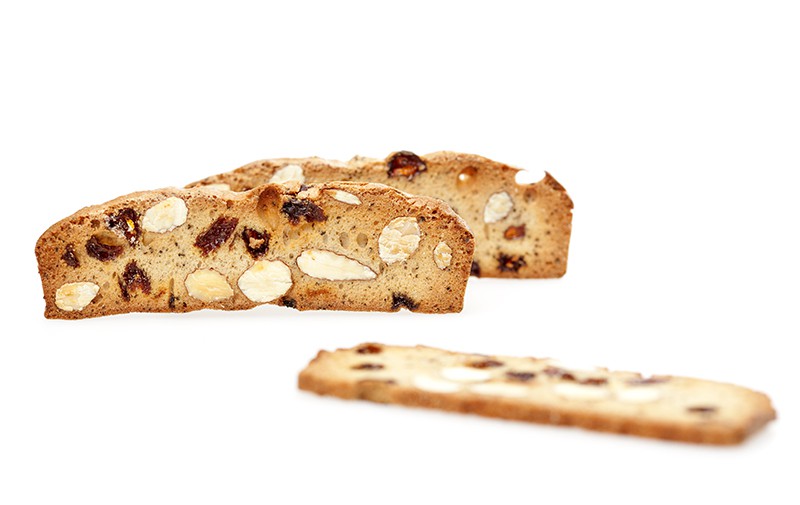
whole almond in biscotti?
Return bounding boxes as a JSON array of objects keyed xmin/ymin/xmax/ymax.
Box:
[
  {"xmin": 298, "ymin": 343, "xmax": 776, "ymax": 445},
  {"xmin": 187, "ymin": 151, "xmax": 573, "ymax": 279},
  {"xmin": 35, "ymin": 182, "xmax": 474, "ymax": 319}
]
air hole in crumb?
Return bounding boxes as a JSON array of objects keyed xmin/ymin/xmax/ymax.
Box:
[
  {"xmin": 356, "ymin": 233, "xmax": 368, "ymax": 247},
  {"xmin": 339, "ymin": 232, "xmax": 350, "ymax": 248}
]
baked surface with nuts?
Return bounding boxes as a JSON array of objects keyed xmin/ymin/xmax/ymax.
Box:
[
  {"xmin": 299, "ymin": 343, "xmax": 776, "ymax": 445},
  {"xmin": 36, "ymin": 182, "xmax": 474, "ymax": 319},
  {"xmin": 188, "ymin": 151, "xmax": 573, "ymax": 278}
]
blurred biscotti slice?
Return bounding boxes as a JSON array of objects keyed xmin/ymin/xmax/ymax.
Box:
[
  {"xmin": 36, "ymin": 182, "xmax": 474, "ymax": 319},
  {"xmin": 188, "ymin": 151, "xmax": 573, "ymax": 278},
  {"xmin": 299, "ymin": 343, "xmax": 776, "ymax": 445}
]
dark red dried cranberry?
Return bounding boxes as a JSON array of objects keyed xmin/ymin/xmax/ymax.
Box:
[
  {"xmin": 195, "ymin": 216, "xmax": 239, "ymax": 255},
  {"xmin": 544, "ymin": 367, "xmax": 576, "ymax": 381},
  {"xmin": 168, "ymin": 293, "xmax": 177, "ymax": 309},
  {"xmin": 687, "ymin": 406, "xmax": 717, "ymax": 414},
  {"xmin": 351, "ymin": 363, "xmax": 384, "ymax": 370},
  {"xmin": 580, "ymin": 377, "xmax": 608, "ymax": 386},
  {"xmin": 106, "ymin": 208, "xmax": 140, "ymax": 245},
  {"xmin": 61, "ymin": 244, "xmax": 79, "ymax": 268},
  {"xmin": 470, "ymin": 360, "xmax": 504, "ymax": 369},
  {"xmin": 391, "ymin": 293, "xmax": 419, "ymax": 311},
  {"xmin": 503, "ymin": 224, "xmax": 526, "ymax": 240},
  {"xmin": 119, "ymin": 260, "xmax": 151, "ymax": 300},
  {"xmin": 281, "ymin": 297, "xmax": 297, "ymax": 308},
  {"xmin": 387, "ymin": 151, "xmax": 427, "ymax": 180},
  {"xmin": 470, "ymin": 261, "xmax": 481, "ymax": 277},
  {"xmin": 281, "ymin": 198, "xmax": 327, "ymax": 224},
  {"xmin": 506, "ymin": 371, "xmax": 536, "ymax": 382},
  {"xmin": 241, "ymin": 227, "xmax": 269, "ymax": 258},
  {"xmin": 356, "ymin": 344, "xmax": 382, "ymax": 354},
  {"xmin": 85, "ymin": 235, "xmax": 124, "ymax": 262},
  {"xmin": 498, "ymin": 253, "xmax": 526, "ymax": 273}
]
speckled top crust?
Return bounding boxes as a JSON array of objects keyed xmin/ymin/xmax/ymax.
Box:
[
  {"xmin": 299, "ymin": 343, "xmax": 776, "ymax": 445},
  {"xmin": 35, "ymin": 182, "xmax": 474, "ymax": 319},
  {"xmin": 188, "ymin": 151, "xmax": 573, "ymax": 279}
]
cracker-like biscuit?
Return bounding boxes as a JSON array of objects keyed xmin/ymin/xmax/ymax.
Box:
[
  {"xmin": 36, "ymin": 182, "xmax": 474, "ymax": 319},
  {"xmin": 299, "ymin": 343, "xmax": 776, "ymax": 445},
  {"xmin": 189, "ymin": 151, "xmax": 572, "ymax": 278}
]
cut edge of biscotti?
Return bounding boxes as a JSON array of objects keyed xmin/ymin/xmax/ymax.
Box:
[
  {"xmin": 35, "ymin": 181, "xmax": 475, "ymax": 319},
  {"xmin": 298, "ymin": 342, "xmax": 777, "ymax": 445},
  {"xmin": 187, "ymin": 150, "xmax": 573, "ymax": 279}
]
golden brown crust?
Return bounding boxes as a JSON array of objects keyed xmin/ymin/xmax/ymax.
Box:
[
  {"xmin": 188, "ymin": 151, "xmax": 573, "ymax": 278},
  {"xmin": 36, "ymin": 182, "xmax": 474, "ymax": 319},
  {"xmin": 298, "ymin": 343, "xmax": 776, "ymax": 445}
]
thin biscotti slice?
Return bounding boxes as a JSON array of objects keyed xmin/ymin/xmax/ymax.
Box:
[
  {"xmin": 188, "ymin": 151, "xmax": 573, "ymax": 279},
  {"xmin": 35, "ymin": 182, "xmax": 474, "ymax": 319},
  {"xmin": 299, "ymin": 343, "xmax": 776, "ymax": 445}
]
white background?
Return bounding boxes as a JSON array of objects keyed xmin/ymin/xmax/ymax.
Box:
[{"xmin": 1, "ymin": 1, "xmax": 798, "ymax": 503}]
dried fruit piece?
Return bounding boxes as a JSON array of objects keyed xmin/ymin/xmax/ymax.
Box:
[
  {"xmin": 270, "ymin": 164, "xmax": 305, "ymax": 184},
  {"xmin": 503, "ymin": 224, "xmax": 526, "ymax": 240},
  {"xmin": 356, "ymin": 344, "xmax": 382, "ymax": 354},
  {"xmin": 470, "ymin": 261, "xmax": 481, "ymax": 277},
  {"xmin": 119, "ymin": 261, "xmax": 151, "ymax": 300},
  {"xmin": 195, "ymin": 216, "xmax": 239, "ymax": 255},
  {"xmin": 55, "ymin": 282, "xmax": 99, "ymax": 311},
  {"xmin": 543, "ymin": 367, "xmax": 576, "ymax": 381},
  {"xmin": 241, "ymin": 228, "xmax": 269, "ymax": 259},
  {"xmin": 469, "ymin": 360, "xmax": 504, "ymax": 369},
  {"xmin": 387, "ymin": 151, "xmax": 427, "ymax": 180},
  {"xmin": 281, "ymin": 198, "xmax": 327, "ymax": 224},
  {"xmin": 85, "ymin": 235, "xmax": 124, "ymax": 262},
  {"xmin": 296, "ymin": 250, "xmax": 377, "ymax": 281},
  {"xmin": 433, "ymin": 241, "xmax": 452, "ymax": 269},
  {"xmin": 379, "ymin": 217, "xmax": 421, "ymax": 264},
  {"xmin": 498, "ymin": 253, "xmax": 526, "ymax": 273},
  {"xmin": 106, "ymin": 208, "xmax": 140, "ymax": 245},
  {"xmin": 237, "ymin": 260, "xmax": 293, "ymax": 303},
  {"xmin": 185, "ymin": 269, "xmax": 234, "ymax": 302},
  {"xmin": 142, "ymin": 197, "xmax": 188, "ymax": 233},
  {"xmin": 687, "ymin": 406, "xmax": 718, "ymax": 414},
  {"xmin": 352, "ymin": 363, "xmax": 384, "ymax": 370},
  {"xmin": 391, "ymin": 293, "xmax": 418, "ymax": 311},
  {"xmin": 61, "ymin": 244, "xmax": 79, "ymax": 268},
  {"xmin": 506, "ymin": 371, "xmax": 536, "ymax": 382},
  {"xmin": 483, "ymin": 191, "xmax": 513, "ymax": 223}
]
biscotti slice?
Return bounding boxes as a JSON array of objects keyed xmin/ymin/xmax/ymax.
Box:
[
  {"xmin": 35, "ymin": 182, "xmax": 474, "ymax": 319},
  {"xmin": 299, "ymin": 343, "xmax": 776, "ymax": 445},
  {"xmin": 188, "ymin": 151, "xmax": 573, "ymax": 279}
]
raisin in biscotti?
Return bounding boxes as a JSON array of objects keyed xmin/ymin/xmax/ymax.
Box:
[
  {"xmin": 35, "ymin": 182, "xmax": 474, "ymax": 319},
  {"xmin": 299, "ymin": 343, "xmax": 776, "ymax": 445},
  {"xmin": 188, "ymin": 151, "xmax": 573, "ymax": 278}
]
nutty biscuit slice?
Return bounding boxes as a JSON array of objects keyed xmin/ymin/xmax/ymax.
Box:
[
  {"xmin": 299, "ymin": 343, "xmax": 776, "ymax": 445},
  {"xmin": 36, "ymin": 182, "xmax": 474, "ymax": 319},
  {"xmin": 188, "ymin": 151, "xmax": 573, "ymax": 279}
]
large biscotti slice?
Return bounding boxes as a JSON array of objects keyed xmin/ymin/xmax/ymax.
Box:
[
  {"xmin": 36, "ymin": 182, "xmax": 474, "ymax": 319},
  {"xmin": 188, "ymin": 151, "xmax": 573, "ymax": 279},
  {"xmin": 299, "ymin": 343, "xmax": 776, "ymax": 445}
]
